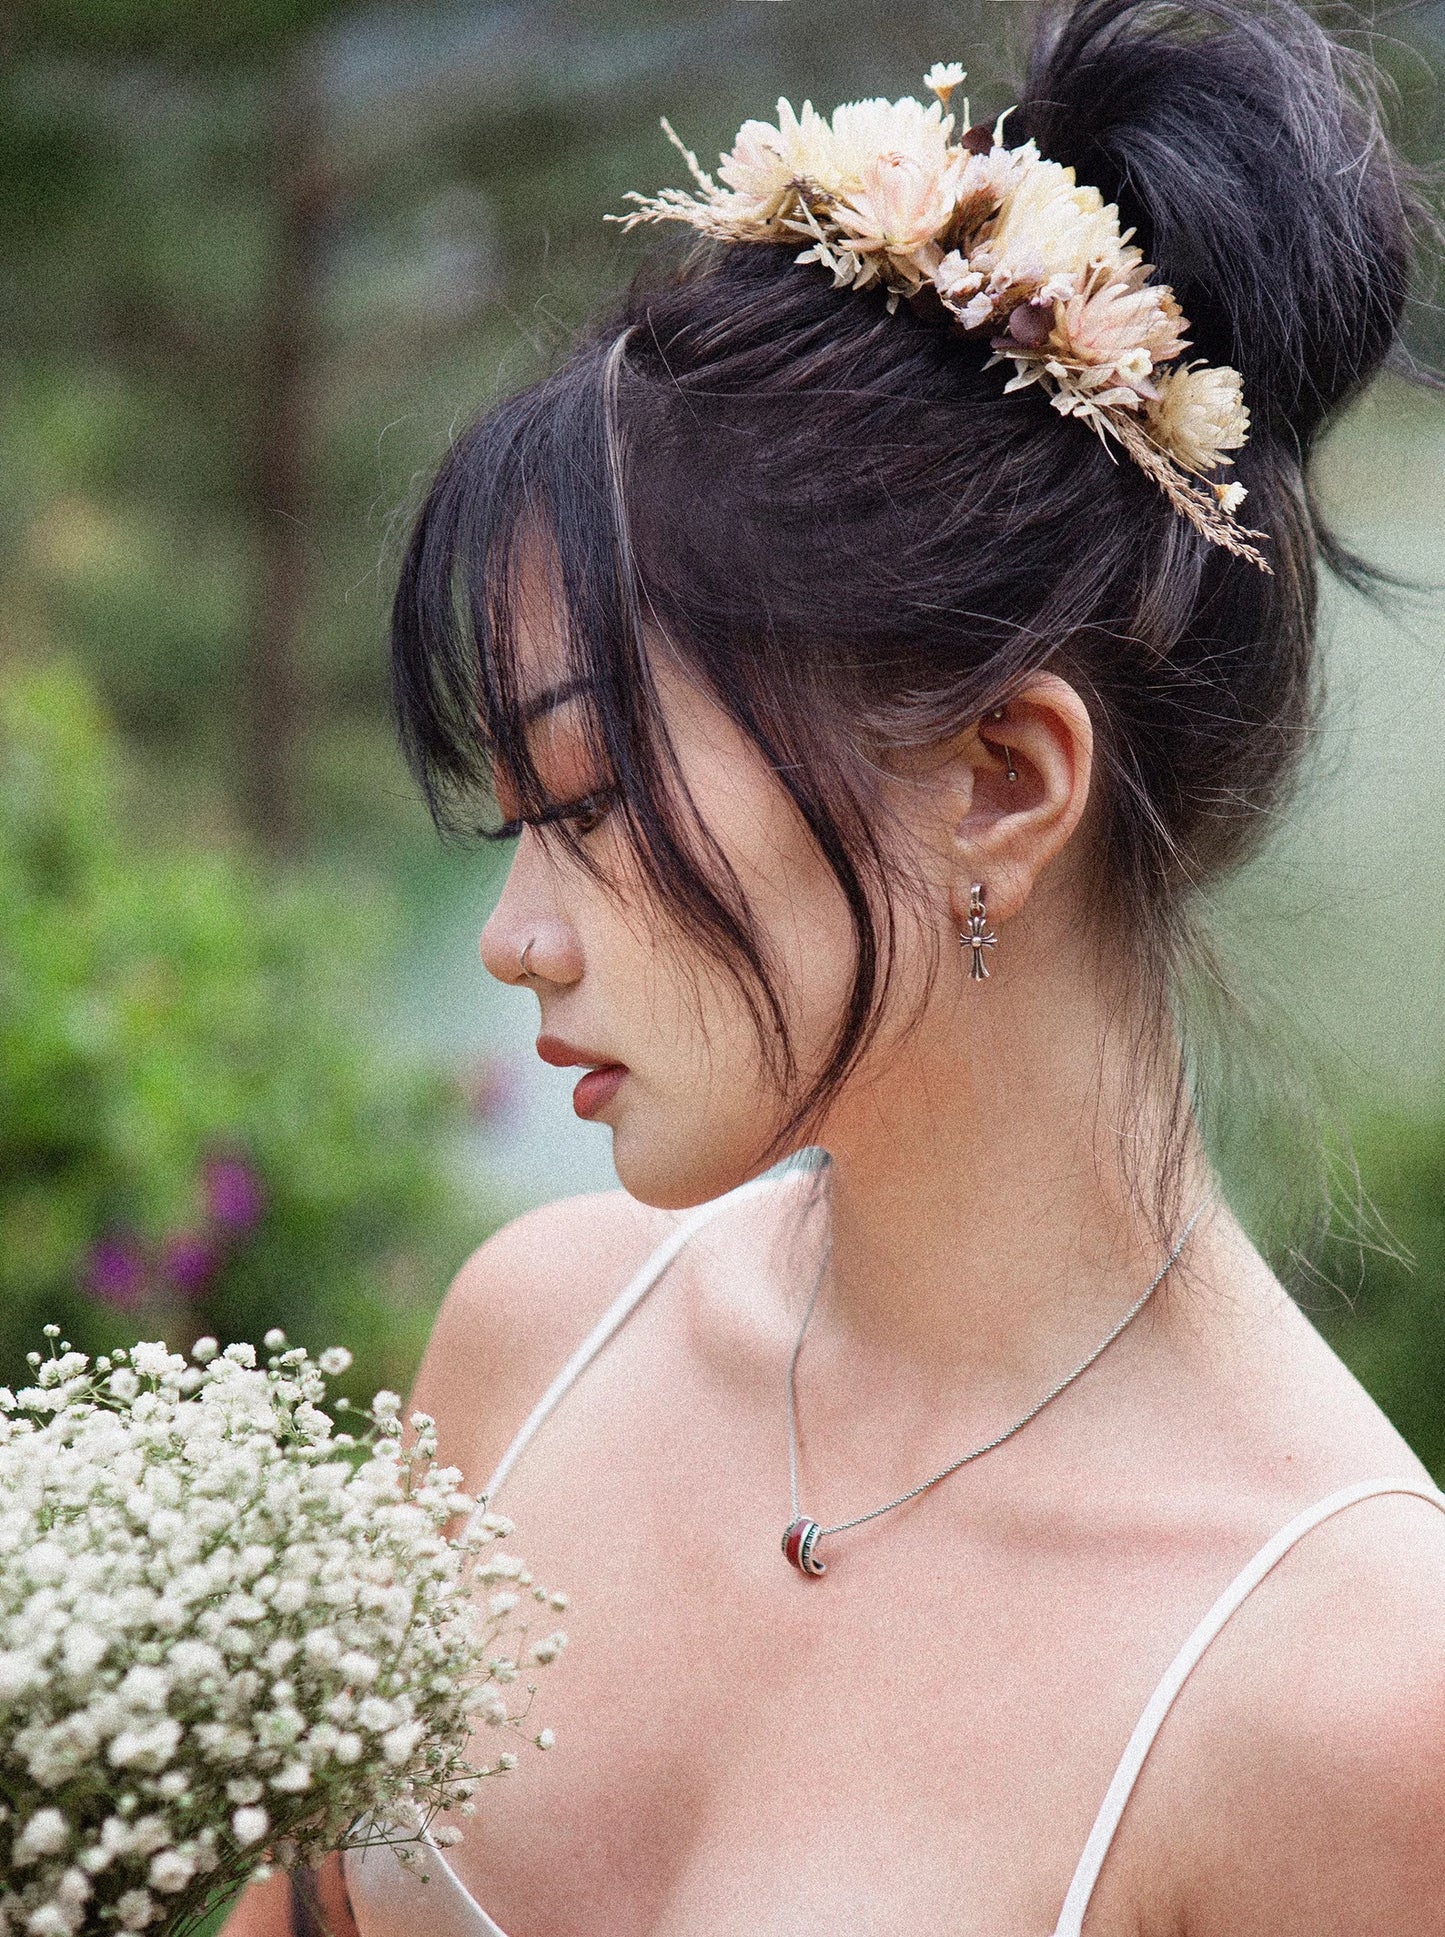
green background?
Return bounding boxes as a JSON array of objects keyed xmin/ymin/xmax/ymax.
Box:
[{"xmin": 2, "ymin": 0, "xmax": 1444, "ymax": 1463}]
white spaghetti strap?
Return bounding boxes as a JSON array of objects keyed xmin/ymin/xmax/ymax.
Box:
[
  {"xmin": 1053, "ymin": 1477, "xmax": 1445, "ymax": 1936},
  {"xmin": 483, "ymin": 1171, "xmax": 786, "ymax": 1501}
]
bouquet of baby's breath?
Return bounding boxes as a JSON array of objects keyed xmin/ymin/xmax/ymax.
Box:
[{"xmin": 0, "ymin": 1328, "xmax": 566, "ymax": 1937}]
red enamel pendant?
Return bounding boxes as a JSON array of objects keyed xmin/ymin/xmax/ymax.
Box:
[{"xmin": 782, "ymin": 1516, "xmax": 826, "ymax": 1576}]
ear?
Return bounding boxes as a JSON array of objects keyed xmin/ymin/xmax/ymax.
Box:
[{"xmin": 949, "ymin": 675, "xmax": 1094, "ymax": 927}]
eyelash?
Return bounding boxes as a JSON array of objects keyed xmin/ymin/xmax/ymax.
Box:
[{"xmin": 484, "ymin": 790, "xmax": 616, "ymax": 844}]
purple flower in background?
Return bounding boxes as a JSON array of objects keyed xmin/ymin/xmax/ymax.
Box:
[
  {"xmin": 203, "ymin": 1155, "xmax": 265, "ymax": 1233},
  {"xmin": 84, "ymin": 1234, "xmax": 148, "ymax": 1310},
  {"xmin": 459, "ymin": 1056, "xmax": 521, "ymax": 1125},
  {"xmin": 160, "ymin": 1229, "xmax": 219, "ymax": 1298}
]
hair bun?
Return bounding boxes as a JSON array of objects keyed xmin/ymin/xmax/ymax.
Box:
[{"xmin": 1017, "ymin": 0, "xmax": 1414, "ymax": 451}]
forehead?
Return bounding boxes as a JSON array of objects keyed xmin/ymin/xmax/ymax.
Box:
[{"xmin": 508, "ymin": 536, "xmax": 574, "ymax": 695}]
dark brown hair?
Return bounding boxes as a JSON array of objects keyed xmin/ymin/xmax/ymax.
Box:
[{"xmin": 391, "ymin": 0, "xmax": 1421, "ymax": 1175}]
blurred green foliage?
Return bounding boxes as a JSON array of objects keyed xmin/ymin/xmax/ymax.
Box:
[
  {"xmin": 0, "ymin": 0, "xmax": 1442, "ymax": 1454},
  {"xmin": 1312, "ymin": 1113, "xmax": 1445, "ymax": 1477},
  {"xmin": 0, "ymin": 656, "xmax": 492, "ymax": 1395}
]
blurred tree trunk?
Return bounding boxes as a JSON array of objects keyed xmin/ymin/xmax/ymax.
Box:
[{"xmin": 245, "ymin": 47, "xmax": 331, "ymax": 852}]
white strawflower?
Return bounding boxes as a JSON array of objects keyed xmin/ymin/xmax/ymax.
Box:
[
  {"xmin": 715, "ymin": 103, "xmax": 833, "ymax": 226},
  {"xmin": 830, "ymin": 150, "xmax": 961, "ymax": 290},
  {"xmin": 0, "ymin": 1333, "xmax": 565, "ymax": 1933},
  {"xmin": 1147, "ymin": 361, "xmax": 1250, "ymax": 471},
  {"xmin": 825, "ymin": 94, "xmax": 954, "ymax": 193},
  {"xmin": 923, "ymin": 60, "xmax": 966, "ymax": 107}
]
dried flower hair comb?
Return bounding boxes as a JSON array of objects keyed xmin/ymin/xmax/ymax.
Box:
[{"xmin": 609, "ymin": 64, "xmax": 1268, "ymax": 570}]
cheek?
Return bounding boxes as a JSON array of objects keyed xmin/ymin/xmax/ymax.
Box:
[{"xmin": 577, "ymin": 821, "xmax": 859, "ymax": 1207}]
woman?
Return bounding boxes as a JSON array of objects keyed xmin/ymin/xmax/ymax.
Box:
[{"xmin": 228, "ymin": 0, "xmax": 1445, "ymax": 1931}]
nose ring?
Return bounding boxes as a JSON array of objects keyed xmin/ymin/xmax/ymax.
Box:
[{"xmin": 519, "ymin": 938, "xmax": 536, "ymax": 979}]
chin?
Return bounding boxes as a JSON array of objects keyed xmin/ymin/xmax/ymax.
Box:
[{"xmin": 609, "ymin": 1108, "xmax": 777, "ymax": 1211}]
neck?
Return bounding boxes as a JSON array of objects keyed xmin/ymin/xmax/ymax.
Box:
[{"xmin": 798, "ymin": 928, "xmax": 1212, "ymax": 1402}]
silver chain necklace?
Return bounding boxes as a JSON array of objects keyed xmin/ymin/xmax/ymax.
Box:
[{"xmin": 781, "ymin": 1200, "xmax": 1211, "ymax": 1577}]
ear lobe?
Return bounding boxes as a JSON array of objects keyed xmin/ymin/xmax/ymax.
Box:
[{"xmin": 951, "ymin": 675, "xmax": 1094, "ymax": 927}]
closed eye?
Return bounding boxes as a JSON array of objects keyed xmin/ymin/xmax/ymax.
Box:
[{"xmin": 482, "ymin": 790, "xmax": 616, "ymax": 844}]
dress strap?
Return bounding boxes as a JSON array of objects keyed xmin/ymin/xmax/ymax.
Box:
[
  {"xmin": 1053, "ymin": 1477, "xmax": 1445, "ymax": 1936},
  {"xmin": 483, "ymin": 1170, "xmax": 787, "ymax": 1501}
]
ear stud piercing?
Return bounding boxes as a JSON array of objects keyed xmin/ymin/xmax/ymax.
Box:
[{"xmin": 962, "ymin": 882, "xmax": 997, "ymax": 980}]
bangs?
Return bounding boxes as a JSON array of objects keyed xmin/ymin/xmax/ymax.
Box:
[{"xmin": 390, "ymin": 338, "xmax": 641, "ymax": 845}]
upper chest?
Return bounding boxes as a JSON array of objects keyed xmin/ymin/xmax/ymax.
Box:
[{"xmin": 433, "ymin": 1307, "xmax": 1286, "ymax": 1937}]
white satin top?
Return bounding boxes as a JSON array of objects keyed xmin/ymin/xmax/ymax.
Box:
[{"xmin": 343, "ymin": 1173, "xmax": 1445, "ymax": 1936}]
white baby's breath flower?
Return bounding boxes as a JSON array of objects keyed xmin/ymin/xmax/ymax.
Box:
[
  {"xmin": 472, "ymin": 1690, "xmax": 509, "ymax": 1728},
  {"xmin": 528, "ymin": 1631, "xmax": 568, "ymax": 1666},
  {"xmin": 146, "ymin": 1850, "xmax": 193, "ymax": 1894},
  {"xmin": 16, "ymin": 1809, "xmax": 70, "ymax": 1861},
  {"xmin": 317, "ymin": 1348, "xmax": 352, "ymax": 1377},
  {"xmin": 130, "ymin": 1344, "xmax": 180, "ymax": 1380},
  {"xmin": 230, "ymin": 1805, "xmax": 269, "ymax": 1846},
  {"xmin": 59, "ymin": 1626, "xmax": 108, "ymax": 1679},
  {"xmin": 26, "ymin": 1908, "xmax": 74, "ymax": 1937},
  {"xmin": 114, "ymin": 1890, "xmax": 156, "ymax": 1930},
  {"xmin": 0, "ymin": 1330, "xmax": 563, "ymax": 1931},
  {"xmin": 381, "ymin": 1721, "xmax": 425, "ymax": 1767},
  {"xmin": 354, "ymin": 1695, "xmax": 399, "ymax": 1734}
]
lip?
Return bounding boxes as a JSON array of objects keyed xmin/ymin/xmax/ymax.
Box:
[
  {"xmin": 535, "ymin": 1036, "xmax": 629, "ymax": 1121},
  {"xmin": 535, "ymin": 1034, "xmax": 622, "ymax": 1071},
  {"xmin": 571, "ymin": 1065, "xmax": 627, "ymax": 1120}
]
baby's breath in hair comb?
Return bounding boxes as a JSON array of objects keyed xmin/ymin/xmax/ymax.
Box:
[{"xmin": 609, "ymin": 63, "xmax": 1267, "ymax": 569}]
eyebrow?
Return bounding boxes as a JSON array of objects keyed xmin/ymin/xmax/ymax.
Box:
[{"xmin": 518, "ymin": 677, "xmax": 594, "ymax": 727}]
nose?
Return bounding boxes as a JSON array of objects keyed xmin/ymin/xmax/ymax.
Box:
[
  {"xmin": 479, "ymin": 852, "xmax": 584, "ymax": 989},
  {"xmin": 480, "ymin": 916, "xmax": 582, "ymax": 988}
]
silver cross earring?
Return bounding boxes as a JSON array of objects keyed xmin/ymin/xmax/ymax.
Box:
[{"xmin": 961, "ymin": 882, "xmax": 997, "ymax": 981}]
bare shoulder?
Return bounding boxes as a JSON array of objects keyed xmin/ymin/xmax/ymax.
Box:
[
  {"xmin": 1174, "ymin": 1486, "xmax": 1445, "ymax": 1935},
  {"xmin": 408, "ymin": 1189, "xmax": 677, "ymax": 1495}
]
